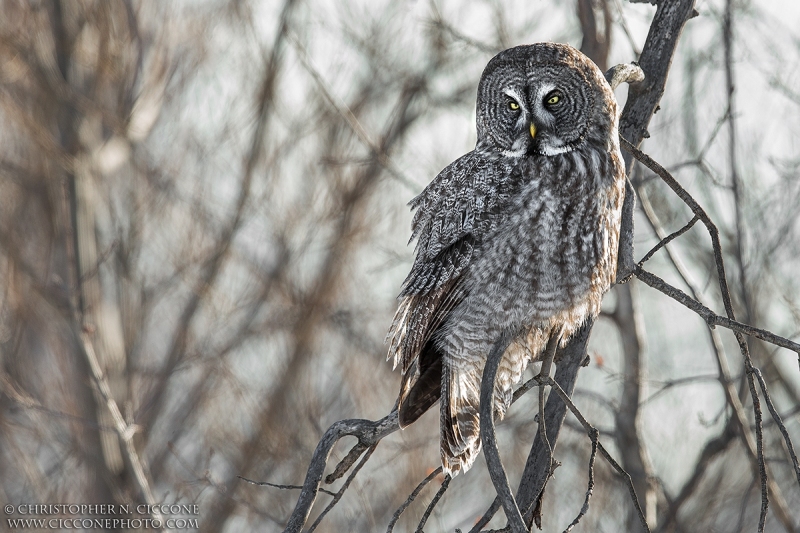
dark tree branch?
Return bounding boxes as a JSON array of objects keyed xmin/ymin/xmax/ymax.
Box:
[
  {"xmin": 622, "ymin": 139, "xmax": 800, "ymax": 357},
  {"xmin": 635, "ymin": 268, "xmax": 800, "ymax": 354},
  {"xmin": 528, "ymin": 334, "xmax": 560, "ymax": 528},
  {"xmin": 480, "ymin": 332, "xmax": 527, "ymax": 533},
  {"xmin": 514, "ymin": 324, "xmax": 591, "ymax": 529},
  {"xmin": 618, "ymin": 0, "xmax": 697, "ymax": 149},
  {"xmin": 283, "ymin": 413, "xmax": 399, "ymax": 533},
  {"xmin": 618, "ymin": 0, "xmax": 698, "ymax": 276}
]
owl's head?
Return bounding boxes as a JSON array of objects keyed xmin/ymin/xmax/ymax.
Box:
[{"xmin": 475, "ymin": 43, "xmax": 616, "ymax": 158}]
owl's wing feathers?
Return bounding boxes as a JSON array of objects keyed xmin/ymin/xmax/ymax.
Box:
[
  {"xmin": 387, "ymin": 151, "xmax": 515, "ymax": 427},
  {"xmin": 402, "ymin": 153, "xmax": 483, "ymax": 296}
]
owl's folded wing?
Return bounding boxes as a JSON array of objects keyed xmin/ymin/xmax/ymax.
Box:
[
  {"xmin": 387, "ymin": 151, "xmax": 514, "ymax": 426},
  {"xmin": 401, "ymin": 151, "xmax": 494, "ymax": 296}
]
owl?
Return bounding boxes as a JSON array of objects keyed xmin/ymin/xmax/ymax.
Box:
[{"xmin": 386, "ymin": 43, "xmax": 625, "ymax": 476}]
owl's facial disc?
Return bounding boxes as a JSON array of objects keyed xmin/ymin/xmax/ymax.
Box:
[{"xmin": 528, "ymin": 83, "xmax": 576, "ymax": 156}]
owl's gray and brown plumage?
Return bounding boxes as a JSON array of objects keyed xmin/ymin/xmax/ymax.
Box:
[{"xmin": 386, "ymin": 43, "xmax": 625, "ymax": 476}]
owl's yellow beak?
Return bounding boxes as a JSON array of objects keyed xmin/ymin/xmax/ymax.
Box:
[{"xmin": 529, "ymin": 123, "xmax": 537, "ymax": 139}]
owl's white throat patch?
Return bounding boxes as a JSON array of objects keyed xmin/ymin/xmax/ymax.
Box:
[{"xmin": 539, "ymin": 142, "xmax": 574, "ymax": 156}]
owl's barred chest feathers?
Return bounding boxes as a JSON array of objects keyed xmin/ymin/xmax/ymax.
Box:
[
  {"xmin": 386, "ymin": 42, "xmax": 627, "ymax": 477},
  {"xmin": 437, "ymin": 144, "xmax": 623, "ymax": 366},
  {"xmin": 472, "ymin": 144, "xmax": 624, "ymax": 321}
]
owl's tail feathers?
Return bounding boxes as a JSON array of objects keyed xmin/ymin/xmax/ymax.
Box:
[
  {"xmin": 440, "ymin": 363, "xmax": 483, "ymax": 477},
  {"xmin": 398, "ymin": 345, "xmax": 442, "ymax": 428}
]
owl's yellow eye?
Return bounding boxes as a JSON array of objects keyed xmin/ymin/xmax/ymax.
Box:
[
  {"xmin": 546, "ymin": 94, "xmax": 560, "ymax": 105},
  {"xmin": 508, "ymin": 101, "xmax": 520, "ymax": 110}
]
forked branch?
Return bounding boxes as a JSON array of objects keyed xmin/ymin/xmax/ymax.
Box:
[{"xmin": 623, "ymin": 139, "xmax": 800, "ymax": 531}]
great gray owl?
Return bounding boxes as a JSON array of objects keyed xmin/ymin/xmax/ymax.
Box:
[{"xmin": 386, "ymin": 42, "xmax": 625, "ymax": 476}]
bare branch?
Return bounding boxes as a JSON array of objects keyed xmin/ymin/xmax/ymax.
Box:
[
  {"xmin": 415, "ymin": 475, "xmax": 452, "ymax": 533},
  {"xmin": 752, "ymin": 368, "xmax": 800, "ymax": 489},
  {"xmin": 479, "ymin": 332, "xmax": 526, "ymax": 532},
  {"xmin": 283, "ymin": 413, "xmax": 399, "ymax": 533},
  {"xmin": 78, "ymin": 330, "xmax": 164, "ymax": 525},
  {"xmin": 236, "ymin": 477, "xmax": 336, "ymax": 497},
  {"xmin": 624, "ymin": 139, "xmax": 800, "ymax": 356},
  {"xmin": 308, "ymin": 444, "xmax": 378, "ymax": 532},
  {"xmin": 634, "ymin": 267, "xmax": 800, "ymax": 354},
  {"xmin": 545, "ymin": 377, "xmax": 650, "ymax": 532},
  {"xmin": 638, "ymin": 215, "xmax": 699, "ymax": 266},
  {"xmin": 563, "ymin": 432, "xmax": 597, "ymax": 533},
  {"xmin": 387, "ymin": 468, "xmax": 443, "ymax": 533},
  {"xmin": 515, "ymin": 323, "xmax": 592, "ymax": 528}
]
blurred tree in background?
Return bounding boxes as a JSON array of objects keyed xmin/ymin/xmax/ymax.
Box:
[{"xmin": 0, "ymin": 0, "xmax": 798, "ymax": 532}]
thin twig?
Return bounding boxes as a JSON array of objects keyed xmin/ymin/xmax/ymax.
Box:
[
  {"xmin": 530, "ymin": 335, "xmax": 560, "ymax": 527},
  {"xmin": 546, "ymin": 376, "xmax": 650, "ymax": 532},
  {"xmin": 746, "ymin": 368, "xmax": 769, "ymax": 532},
  {"xmin": 236, "ymin": 476, "xmax": 336, "ymax": 497},
  {"xmin": 387, "ymin": 468, "xmax": 443, "ymax": 533},
  {"xmin": 638, "ymin": 215, "xmax": 698, "ymax": 266},
  {"xmin": 563, "ymin": 431, "xmax": 597, "ymax": 533},
  {"xmin": 752, "ymin": 368, "xmax": 800, "ymax": 488},
  {"xmin": 415, "ymin": 475, "xmax": 452, "ymax": 533},
  {"xmin": 634, "ymin": 267, "xmax": 800, "ymax": 354},
  {"xmin": 308, "ymin": 444, "xmax": 378, "ymax": 532},
  {"xmin": 622, "ymin": 139, "xmax": 800, "ymax": 354}
]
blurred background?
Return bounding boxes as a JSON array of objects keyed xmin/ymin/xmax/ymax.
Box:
[{"xmin": 1, "ymin": 0, "xmax": 799, "ymax": 531}]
